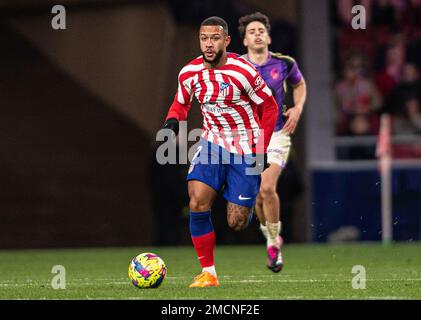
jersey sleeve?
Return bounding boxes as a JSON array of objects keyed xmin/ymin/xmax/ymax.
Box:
[
  {"xmin": 239, "ymin": 61, "xmax": 278, "ymax": 153},
  {"xmin": 243, "ymin": 66, "xmax": 273, "ymax": 105},
  {"xmin": 285, "ymin": 57, "xmax": 303, "ymax": 86},
  {"xmin": 165, "ymin": 68, "xmax": 193, "ymax": 121},
  {"xmin": 271, "ymin": 53, "xmax": 304, "ymax": 86},
  {"xmin": 256, "ymin": 95, "xmax": 279, "ymax": 153}
]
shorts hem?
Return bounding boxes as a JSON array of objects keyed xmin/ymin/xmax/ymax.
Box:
[
  {"xmin": 186, "ymin": 177, "xmax": 220, "ymax": 193},
  {"xmin": 223, "ymin": 194, "xmax": 256, "ymax": 209}
]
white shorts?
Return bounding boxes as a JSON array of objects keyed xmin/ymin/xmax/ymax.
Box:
[{"xmin": 267, "ymin": 129, "xmax": 291, "ymax": 168}]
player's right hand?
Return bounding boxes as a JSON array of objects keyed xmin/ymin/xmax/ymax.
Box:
[
  {"xmin": 283, "ymin": 106, "xmax": 302, "ymax": 135},
  {"xmin": 163, "ymin": 118, "xmax": 179, "ymax": 137}
]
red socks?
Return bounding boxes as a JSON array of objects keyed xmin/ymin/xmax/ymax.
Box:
[{"xmin": 189, "ymin": 211, "xmax": 215, "ymax": 268}]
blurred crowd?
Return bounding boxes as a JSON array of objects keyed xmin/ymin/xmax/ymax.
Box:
[{"xmin": 332, "ymin": 0, "xmax": 421, "ymax": 158}]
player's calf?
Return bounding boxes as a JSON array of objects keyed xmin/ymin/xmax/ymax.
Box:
[
  {"xmin": 227, "ymin": 202, "xmax": 252, "ymax": 231},
  {"xmin": 255, "ymin": 193, "xmax": 263, "ymax": 207}
]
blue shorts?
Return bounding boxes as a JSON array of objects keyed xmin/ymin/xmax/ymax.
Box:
[{"xmin": 186, "ymin": 139, "xmax": 261, "ymax": 208}]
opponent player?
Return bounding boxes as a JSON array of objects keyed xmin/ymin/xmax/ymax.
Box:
[
  {"xmin": 238, "ymin": 12, "xmax": 307, "ymax": 272},
  {"xmin": 162, "ymin": 16, "xmax": 278, "ymax": 287}
]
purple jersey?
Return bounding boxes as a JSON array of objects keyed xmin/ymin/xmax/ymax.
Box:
[{"xmin": 244, "ymin": 52, "xmax": 303, "ymax": 131}]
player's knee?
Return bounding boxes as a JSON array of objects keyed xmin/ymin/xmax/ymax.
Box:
[
  {"xmin": 189, "ymin": 197, "xmax": 211, "ymax": 212},
  {"xmin": 259, "ymin": 183, "xmax": 277, "ymax": 199}
]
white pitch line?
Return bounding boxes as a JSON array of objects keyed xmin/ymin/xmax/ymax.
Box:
[
  {"xmin": 2, "ymin": 278, "xmax": 420, "ymax": 287},
  {"xmin": 363, "ymin": 296, "xmax": 412, "ymax": 300},
  {"xmin": 225, "ymin": 278, "xmax": 421, "ymax": 283},
  {"xmin": 56, "ymin": 276, "xmax": 421, "ymax": 281}
]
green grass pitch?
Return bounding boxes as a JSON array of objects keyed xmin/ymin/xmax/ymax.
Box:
[{"xmin": 0, "ymin": 243, "xmax": 420, "ymax": 300}]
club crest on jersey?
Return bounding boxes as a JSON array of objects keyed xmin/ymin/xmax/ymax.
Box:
[
  {"xmin": 270, "ymin": 68, "xmax": 280, "ymax": 80},
  {"xmin": 219, "ymin": 82, "xmax": 231, "ymax": 96}
]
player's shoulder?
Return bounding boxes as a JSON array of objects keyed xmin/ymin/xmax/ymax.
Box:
[
  {"xmin": 179, "ymin": 56, "xmax": 204, "ymax": 75},
  {"xmin": 270, "ymin": 52, "xmax": 297, "ymax": 67},
  {"xmin": 227, "ymin": 52, "xmax": 242, "ymax": 60},
  {"xmin": 226, "ymin": 52, "xmax": 258, "ymax": 76},
  {"xmin": 229, "ymin": 52, "xmax": 253, "ymax": 66}
]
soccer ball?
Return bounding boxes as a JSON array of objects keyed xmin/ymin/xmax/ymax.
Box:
[{"xmin": 128, "ymin": 252, "xmax": 167, "ymax": 288}]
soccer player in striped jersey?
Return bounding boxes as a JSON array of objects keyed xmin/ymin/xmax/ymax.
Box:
[
  {"xmin": 238, "ymin": 12, "xmax": 307, "ymax": 272},
  {"xmin": 162, "ymin": 16, "xmax": 279, "ymax": 287}
]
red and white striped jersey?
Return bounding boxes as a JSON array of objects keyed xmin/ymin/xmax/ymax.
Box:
[{"xmin": 166, "ymin": 52, "xmax": 277, "ymax": 154}]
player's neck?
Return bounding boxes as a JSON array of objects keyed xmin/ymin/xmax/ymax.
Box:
[
  {"xmin": 248, "ymin": 49, "xmax": 269, "ymax": 66},
  {"xmin": 203, "ymin": 53, "xmax": 228, "ymax": 70}
]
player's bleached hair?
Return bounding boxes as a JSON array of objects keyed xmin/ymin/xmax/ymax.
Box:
[
  {"xmin": 200, "ymin": 16, "xmax": 229, "ymax": 35},
  {"xmin": 238, "ymin": 12, "xmax": 271, "ymax": 39}
]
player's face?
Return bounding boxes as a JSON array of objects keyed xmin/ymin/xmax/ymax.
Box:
[
  {"xmin": 199, "ymin": 26, "xmax": 231, "ymax": 64},
  {"xmin": 243, "ymin": 21, "xmax": 271, "ymax": 52}
]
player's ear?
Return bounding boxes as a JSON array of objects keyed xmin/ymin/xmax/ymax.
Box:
[
  {"xmin": 243, "ymin": 37, "xmax": 248, "ymax": 47},
  {"xmin": 225, "ymin": 35, "xmax": 231, "ymax": 47},
  {"xmin": 268, "ymin": 35, "xmax": 272, "ymax": 46}
]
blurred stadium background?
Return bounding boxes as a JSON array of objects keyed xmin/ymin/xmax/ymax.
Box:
[{"xmin": 0, "ymin": 0, "xmax": 420, "ymax": 251}]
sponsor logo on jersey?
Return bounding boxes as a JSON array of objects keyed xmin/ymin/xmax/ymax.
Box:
[
  {"xmin": 203, "ymin": 103, "xmax": 227, "ymax": 114},
  {"xmin": 254, "ymin": 76, "xmax": 264, "ymax": 90}
]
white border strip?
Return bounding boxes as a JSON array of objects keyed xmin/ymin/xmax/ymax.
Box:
[{"xmin": 310, "ymin": 159, "xmax": 421, "ymax": 171}]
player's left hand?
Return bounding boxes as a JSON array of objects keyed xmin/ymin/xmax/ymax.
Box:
[
  {"xmin": 283, "ymin": 106, "xmax": 302, "ymax": 135},
  {"xmin": 163, "ymin": 118, "xmax": 179, "ymax": 137}
]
